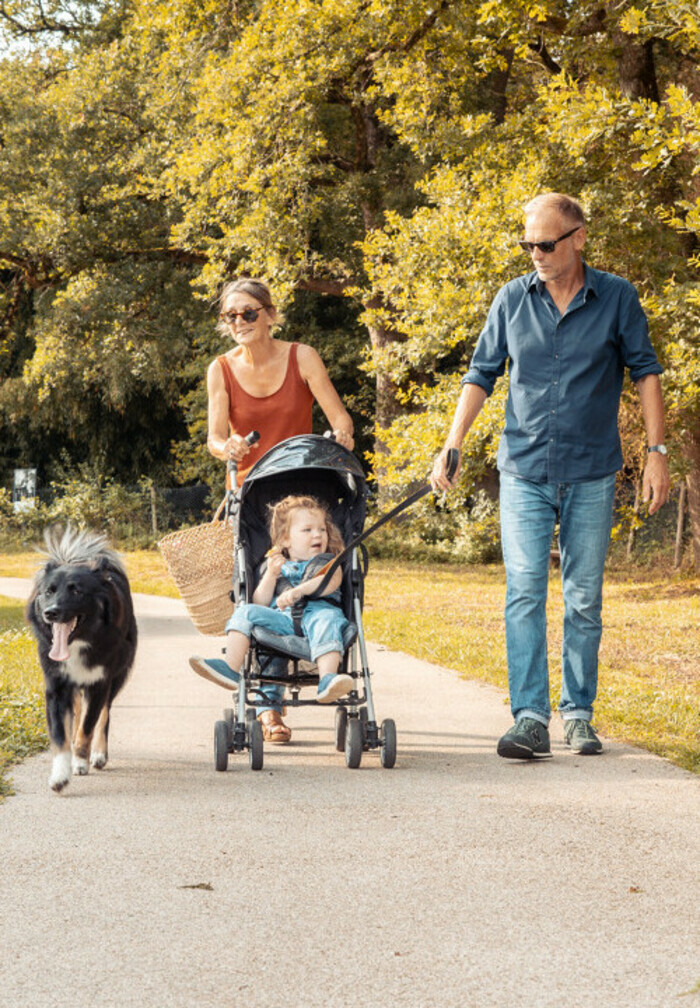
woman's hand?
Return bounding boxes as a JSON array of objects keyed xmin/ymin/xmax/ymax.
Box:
[
  {"xmin": 224, "ymin": 433, "xmax": 252, "ymax": 463},
  {"xmin": 332, "ymin": 429, "xmax": 354, "ymax": 450}
]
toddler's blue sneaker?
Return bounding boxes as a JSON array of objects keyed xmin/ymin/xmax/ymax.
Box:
[
  {"xmin": 316, "ymin": 672, "xmax": 353, "ymax": 703},
  {"xmin": 189, "ymin": 656, "xmax": 240, "ymax": 690}
]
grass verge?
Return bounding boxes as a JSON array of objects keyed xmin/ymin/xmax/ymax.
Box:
[
  {"xmin": 361, "ymin": 562, "xmax": 699, "ymax": 774},
  {"xmin": 0, "ymin": 551, "xmax": 697, "ymax": 784},
  {"xmin": 0, "ymin": 596, "xmax": 47, "ymax": 798}
]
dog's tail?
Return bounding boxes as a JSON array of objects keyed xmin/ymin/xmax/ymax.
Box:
[{"xmin": 40, "ymin": 525, "xmax": 127, "ymax": 577}]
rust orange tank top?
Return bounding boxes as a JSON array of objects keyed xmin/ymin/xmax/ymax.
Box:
[{"xmin": 217, "ymin": 342, "xmax": 314, "ymax": 486}]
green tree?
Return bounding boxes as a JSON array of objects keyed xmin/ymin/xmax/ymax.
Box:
[
  {"xmin": 357, "ymin": 1, "xmax": 700, "ymax": 567},
  {"xmin": 0, "ymin": 16, "xmax": 210, "ymax": 482}
]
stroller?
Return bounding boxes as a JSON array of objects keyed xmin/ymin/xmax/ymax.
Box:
[{"xmin": 213, "ymin": 433, "xmax": 397, "ymax": 772}]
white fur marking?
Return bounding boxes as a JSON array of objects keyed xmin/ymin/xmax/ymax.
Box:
[
  {"xmin": 63, "ymin": 642, "xmax": 105, "ymax": 686},
  {"xmin": 49, "ymin": 751, "xmax": 72, "ymax": 792},
  {"xmin": 72, "ymin": 755, "xmax": 89, "ymax": 776},
  {"xmin": 90, "ymin": 751, "xmax": 107, "ymax": 770}
]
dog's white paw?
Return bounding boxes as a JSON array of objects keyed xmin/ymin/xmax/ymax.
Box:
[
  {"xmin": 90, "ymin": 751, "xmax": 107, "ymax": 770},
  {"xmin": 72, "ymin": 755, "xmax": 89, "ymax": 776},
  {"xmin": 49, "ymin": 752, "xmax": 72, "ymax": 792}
]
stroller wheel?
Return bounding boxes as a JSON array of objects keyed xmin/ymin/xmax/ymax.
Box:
[
  {"xmin": 345, "ymin": 717, "xmax": 363, "ymax": 769},
  {"xmin": 248, "ymin": 718, "xmax": 264, "ymax": 771},
  {"xmin": 380, "ymin": 718, "xmax": 397, "ymax": 769},
  {"xmin": 223, "ymin": 708, "xmax": 235, "ymax": 735},
  {"xmin": 334, "ymin": 707, "xmax": 348, "ymax": 752},
  {"xmin": 214, "ymin": 720, "xmax": 229, "ymax": 772},
  {"xmin": 245, "ymin": 708, "xmax": 256, "ymax": 731}
]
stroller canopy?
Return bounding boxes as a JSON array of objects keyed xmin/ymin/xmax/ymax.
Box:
[{"xmin": 236, "ymin": 435, "xmax": 368, "ymax": 564}]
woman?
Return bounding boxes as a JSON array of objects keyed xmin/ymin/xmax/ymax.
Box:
[
  {"xmin": 207, "ymin": 278, "xmax": 354, "ymax": 483},
  {"xmin": 192, "ymin": 277, "xmax": 354, "ymax": 743}
]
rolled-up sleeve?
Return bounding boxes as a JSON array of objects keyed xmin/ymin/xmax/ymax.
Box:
[
  {"xmin": 617, "ymin": 280, "xmax": 663, "ymax": 382},
  {"xmin": 461, "ymin": 291, "xmax": 509, "ymax": 396}
]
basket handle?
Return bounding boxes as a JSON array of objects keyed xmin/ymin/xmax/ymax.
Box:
[{"xmin": 212, "ymin": 496, "xmax": 228, "ymax": 522}]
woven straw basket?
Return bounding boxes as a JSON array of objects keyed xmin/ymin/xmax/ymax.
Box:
[{"xmin": 158, "ymin": 501, "xmax": 234, "ymax": 636}]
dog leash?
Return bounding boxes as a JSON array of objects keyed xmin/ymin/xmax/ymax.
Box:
[{"xmin": 306, "ymin": 447, "xmax": 460, "ymax": 599}]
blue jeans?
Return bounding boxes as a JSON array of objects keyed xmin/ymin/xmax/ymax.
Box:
[
  {"xmin": 225, "ymin": 601, "xmax": 350, "ymax": 715},
  {"xmin": 499, "ymin": 472, "xmax": 616, "ymax": 725}
]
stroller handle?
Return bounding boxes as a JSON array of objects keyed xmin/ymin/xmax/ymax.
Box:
[{"xmin": 226, "ymin": 430, "xmax": 260, "ymax": 479}]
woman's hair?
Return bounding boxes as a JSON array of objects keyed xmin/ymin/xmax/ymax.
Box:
[
  {"xmin": 216, "ymin": 277, "xmax": 277, "ymax": 337},
  {"xmin": 523, "ymin": 192, "xmax": 586, "ymax": 227},
  {"xmin": 268, "ymin": 495, "xmax": 344, "ymax": 556}
]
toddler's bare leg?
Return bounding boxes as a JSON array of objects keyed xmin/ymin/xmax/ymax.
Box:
[
  {"xmin": 316, "ymin": 651, "xmax": 341, "ymax": 678},
  {"xmin": 226, "ymin": 630, "xmax": 250, "ymax": 672}
]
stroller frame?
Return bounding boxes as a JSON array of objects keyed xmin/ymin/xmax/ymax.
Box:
[{"xmin": 212, "ymin": 434, "xmax": 396, "ymax": 772}]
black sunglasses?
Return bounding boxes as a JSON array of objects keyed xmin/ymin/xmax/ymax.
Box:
[
  {"xmin": 519, "ymin": 226, "xmax": 581, "ymax": 254},
  {"xmin": 220, "ymin": 306, "xmax": 268, "ymax": 325}
]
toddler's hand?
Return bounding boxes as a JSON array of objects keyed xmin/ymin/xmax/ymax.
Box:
[
  {"xmin": 266, "ymin": 549, "xmax": 286, "ymax": 576},
  {"xmin": 276, "ymin": 588, "xmax": 300, "ymax": 610}
]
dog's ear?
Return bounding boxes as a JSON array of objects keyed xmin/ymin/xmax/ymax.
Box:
[
  {"xmin": 25, "ymin": 564, "xmax": 55, "ymax": 626},
  {"xmin": 100, "ymin": 572, "xmax": 126, "ymax": 629}
]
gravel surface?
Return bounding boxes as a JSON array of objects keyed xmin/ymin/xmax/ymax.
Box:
[{"xmin": 1, "ymin": 578, "xmax": 698, "ymax": 1008}]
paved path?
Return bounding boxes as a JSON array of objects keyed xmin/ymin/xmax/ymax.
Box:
[{"xmin": 1, "ymin": 578, "xmax": 698, "ymax": 1008}]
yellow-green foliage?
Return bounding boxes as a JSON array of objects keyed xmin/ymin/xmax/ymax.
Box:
[{"xmin": 0, "ymin": 599, "xmax": 47, "ymax": 798}]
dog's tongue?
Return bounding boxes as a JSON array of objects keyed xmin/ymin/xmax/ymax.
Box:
[{"xmin": 49, "ymin": 619, "xmax": 77, "ymax": 662}]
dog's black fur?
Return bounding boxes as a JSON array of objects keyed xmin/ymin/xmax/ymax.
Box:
[{"xmin": 26, "ymin": 526, "xmax": 137, "ymax": 792}]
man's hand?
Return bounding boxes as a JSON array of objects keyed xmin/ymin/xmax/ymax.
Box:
[
  {"xmin": 431, "ymin": 448, "xmax": 461, "ymax": 492},
  {"xmin": 642, "ymin": 453, "xmax": 670, "ymax": 515}
]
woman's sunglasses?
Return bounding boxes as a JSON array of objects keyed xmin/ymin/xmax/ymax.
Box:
[
  {"xmin": 518, "ymin": 226, "xmax": 581, "ymax": 254},
  {"xmin": 220, "ymin": 306, "xmax": 268, "ymax": 325}
]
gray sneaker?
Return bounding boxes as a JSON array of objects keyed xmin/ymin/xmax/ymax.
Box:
[
  {"xmin": 564, "ymin": 719, "xmax": 603, "ymax": 755},
  {"xmin": 497, "ymin": 717, "xmax": 552, "ymax": 759}
]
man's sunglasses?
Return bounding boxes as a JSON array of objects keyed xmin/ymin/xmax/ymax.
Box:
[
  {"xmin": 518, "ymin": 226, "xmax": 581, "ymax": 254},
  {"xmin": 220, "ymin": 306, "xmax": 268, "ymax": 325}
]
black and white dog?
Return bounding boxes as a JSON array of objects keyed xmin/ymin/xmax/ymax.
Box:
[{"xmin": 26, "ymin": 526, "xmax": 137, "ymax": 793}]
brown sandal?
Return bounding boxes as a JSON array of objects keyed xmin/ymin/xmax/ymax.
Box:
[{"xmin": 258, "ymin": 710, "xmax": 292, "ymax": 744}]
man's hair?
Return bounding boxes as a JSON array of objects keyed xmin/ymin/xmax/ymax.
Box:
[
  {"xmin": 268, "ymin": 495, "xmax": 344, "ymax": 556},
  {"xmin": 523, "ymin": 193, "xmax": 586, "ymax": 226}
]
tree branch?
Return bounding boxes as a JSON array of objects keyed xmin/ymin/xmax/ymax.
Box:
[
  {"xmin": 296, "ymin": 277, "xmax": 348, "ymax": 297},
  {"xmin": 528, "ymin": 34, "xmax": 562, "ymax": 74},
  {"xmin": 0, "ymin": 2, "xmax": 91, "ymax": 36}
]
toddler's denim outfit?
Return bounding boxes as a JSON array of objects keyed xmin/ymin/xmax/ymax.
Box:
[{"xmin": 225, "ymin": 557, "xmax": 350, "ymax": 715}]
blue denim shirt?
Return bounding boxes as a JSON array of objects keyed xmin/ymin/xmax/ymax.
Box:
[{"xmin": 462, "ymin": 264, "xmax": 662, "ymax": 483}]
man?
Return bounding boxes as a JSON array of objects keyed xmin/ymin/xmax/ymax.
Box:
[{"xmin": 432, "ymin": 193, "xmax": 670, "ymax": 759}]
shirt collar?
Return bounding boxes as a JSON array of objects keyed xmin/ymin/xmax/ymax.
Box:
[{"xmin": 526, "ymin": 262, "xmax": 598, "ymax": 300}]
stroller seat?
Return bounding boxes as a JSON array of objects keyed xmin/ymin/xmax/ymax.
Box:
[{"xmin": 251, "ymin": 620, "xmax": 358, "ymax": 664}]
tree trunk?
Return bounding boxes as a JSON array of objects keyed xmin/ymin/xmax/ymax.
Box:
[
  {"xmin": 674, "ymin": 483, "xmax": 687, "ymax": 570},
  {"xmin": 363, "ymin": 296, "xmax": 402, "ymax": 472},
  {"xmin": 613, "ymin": 31, "xmax": 659, "ymax": 101},
  {"xmin": 626, "ymin": 477, "xmax": 642, "ymax": 560},
  {"xmin": 683, "ymin": 421, "xmax": 700, "ymax": 573}
]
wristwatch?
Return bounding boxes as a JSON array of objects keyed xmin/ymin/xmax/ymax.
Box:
[{"xmin": 647, "ymin": 444, "xmax": 668, "ymax": 455}]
